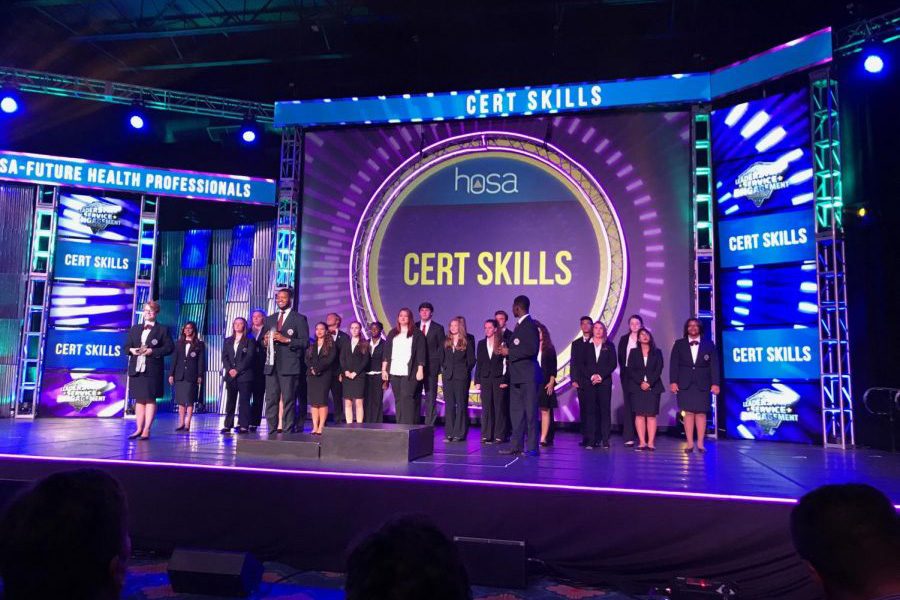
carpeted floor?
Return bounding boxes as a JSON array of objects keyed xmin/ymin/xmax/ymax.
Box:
[{"xmin": 123, "ymin": 559, "xmax": 634, "ymax": 599}]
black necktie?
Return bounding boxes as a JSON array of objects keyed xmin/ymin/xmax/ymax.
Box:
[{"xmin": 689, "ymin": 341, "xmax": 699, "ymax": 346}]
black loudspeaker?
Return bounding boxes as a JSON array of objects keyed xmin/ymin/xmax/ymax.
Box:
[
  {"xmin": 453, "ymin": 536, "xmax": 526, "ymax": 589},
  {"xmin": 167, "ymin": 548, "xmax": 263, "ymax": 597}
]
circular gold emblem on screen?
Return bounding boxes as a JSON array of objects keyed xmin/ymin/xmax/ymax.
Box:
[{"xmin": 350, "ymin": 132, "xmax": 627, "ymax": 394}]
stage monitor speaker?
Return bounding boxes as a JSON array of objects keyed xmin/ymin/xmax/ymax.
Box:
[
  {"xmin": 167, "ymin": 548, "xmax": 263, "ymax": 597},
  {"xmin": 454, "ymin": 536, "xmax": 526, "ymax": 589}
]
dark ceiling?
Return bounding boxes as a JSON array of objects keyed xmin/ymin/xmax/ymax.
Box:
[
  {"xmin": 0, "ymin": 0, "xmax": 896, "ymax": 179},
  {"xmin": 1, "ymin": 0, "xmax": 893, "ymax": 103}
]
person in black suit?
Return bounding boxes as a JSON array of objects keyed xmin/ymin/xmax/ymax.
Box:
[
  {"xmin": 670, "ymin": 318, "xmax": 721, "ymax": 453},
  {"xmin": 364, "ymin": 321, "xmax": 387, "ymax": 423},
  {"xmin": 440, "ymin": 317, "xmax": 475, "ymax": 442},
  {"xmin": 580, "ymin": 321, "xmax": 618, "ymax": 449},
  {"xmin": 416, "ymin": 302, "xmax": 445, "ymax": 426},
  {"xmin": 263, "ymin": 288, "xmax": 309, "ymax": 435},
  {"xmin": 307, "ymin": 322, "xmax": 338, "ymax": 435},
  {"xmin": 169, "ymin": 321, "xmax": 205, "ymax": 432},
  {"xmin": 125, "ymin": 300, "xmax": 174, "ymax": 440},
  {"xmin": 627, "ymin": 327, "xmax": 664, "ymax": 450},
  {"xmin": 494, "ymin": 309, "xmax": 513, "ymax": 442},
  {"xmin": 617, "ymin": 314, "xmax": 644, "ymax": 447},
  {"xmin": 340, "ymin": 321, "xmax": 370, "ymax": 423},
  {"xmin": 381, "ymin": 308, "xmax": 426, "ymax": 425},
  {"xmin": 536, "ymin": 321, "xmax": 558, "ymax": 447},
  {"xmin": 570, "ymin": 316, "xmax": 593, "ymax": 446},
  {"xmin": 498, "ymin": 296, "xmax": 541, "ymax": 456},
  {"xmin": 326, "ymin": 312, "xmax": 350, "ymax": 424},
  {"xmin": 248, "ymin": 309, "xmax": 268, "ymax": 431},
  {"xmin": 222, "ymin": 317, "xmax": 256, "ymax": 434},
  {"xmin": 474, "ymin": 319, "xmax": 508, "ymax": 444}
]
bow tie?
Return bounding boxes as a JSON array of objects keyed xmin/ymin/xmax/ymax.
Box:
[
  {"xmin": 143, "ymin": 325, "xmax": 154, "ymax": 331},
  {"xmin": 689, "ymin": 341, "xmax": 699, "ymax": 346}
]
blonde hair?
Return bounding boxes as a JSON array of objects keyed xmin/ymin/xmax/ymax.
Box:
[
  {"xmin": 444, "ymin": 316, "xmax": 469, "ymax": 351},
  {"xmin": 144, "ymin": 300, "xmax": 161, "ymax": 315}
]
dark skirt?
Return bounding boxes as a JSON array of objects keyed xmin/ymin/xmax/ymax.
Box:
[
  {"xmin": 307, "ymin": 373, "xmax": 331, "ymax": 408},
  {"xmin": 173, "ymin": 381, "xmax": 198, "ymax": 406},
  {"xmin": 539, "ymin": 388, "xmax": 558, "ymax": 409},
  {"xmin": 678, "ymin": 387, "xmax": 711, "ymax": 413},
  {"xmin": 342, "ymin": 373, "xmax": 366, "ymax": 399},
  {"xmin": 630, "ymin": 389, "xmax": 660, "ymax": 417},
  {"xmin": 128, "ymin": 372, "xmax": 163, "ymax": 402}
]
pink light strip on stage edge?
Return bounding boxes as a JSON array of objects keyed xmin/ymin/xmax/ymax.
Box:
[{"xmin": 0, "ymin": 451, "xmax": 864, "ymax": 507}]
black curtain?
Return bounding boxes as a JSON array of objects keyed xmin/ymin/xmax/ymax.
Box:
[{"xmin": 838, "ymin": 45, "xmax": 900, "ymax": 450}]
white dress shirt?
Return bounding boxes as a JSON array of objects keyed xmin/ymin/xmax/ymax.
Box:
[
  {"xmin": 689, "ymin": 337, "xmax": 701, "ymax": 363},
  {"xmin": 389, "ymin": 333, "xmax": 413, "ymax": 376}
]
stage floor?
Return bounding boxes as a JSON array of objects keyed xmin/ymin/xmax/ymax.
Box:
[{"xmin": 0, "ymin": 414, "xmax": 897, "ymax": 504}]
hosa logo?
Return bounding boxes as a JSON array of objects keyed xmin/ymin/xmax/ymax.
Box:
[
  {"xmin": 453, "ymin": 167, "xmax": 518, "ymax": 195},
  {"xmin": 79, "ymin": 200, "xmax": 123, "ymax": 233}
]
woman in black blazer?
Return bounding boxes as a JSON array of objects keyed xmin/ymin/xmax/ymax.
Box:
[
  {"xmin": 627, "ymin": 327, "xmax": 664, "ymax": 450},
  {"xmin": 125, "ymin": 300, "xmax": 174, "ymax": 440},
  {"xmin": 474, "ymin": 318, "xmax": 508, "ymax": 444},
  {"xmin": 579, "ymin": 321, "xmax": 618, "ymax": 449},
  {"xmin": 340, "ymin": 321, "xmax": 370, "ymax": 423},
  {"xmin": 169, "ymin": 321, "xmax": 206, "ymax": 433},
  {"xmin": 222, "ymin": 317, "xmax": 255, "ymax": 434},
  {"xmin": 307, "ymin": 322, "xmax": 338, "ymax": 435},
  {"xmin": 381, "ymin": 308, "xmax": 426, "ymax": 425},
  {"xmin": 364, "ymin": 321, "xmax": 387, "ymax": 423},
  {"xmin": 536, "ymin": 321, "xmax": 558, "ymax": 447},
  {"xmin": 616, "ymin": 314, "xmax": 644, "ymax": 446},
  {"xmin": 440, "ymin": 317, "xmax": 475, "ymax": 442}
]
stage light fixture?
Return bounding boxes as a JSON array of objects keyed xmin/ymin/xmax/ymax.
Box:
[
  {"xmin": 127, "ymin": 104, "xmax": 147, "ymax": 130},
  {"xmin": 239, "ymin": 120, "xmax": 260, "ymax": 144},
  {"xmin": 0, "ymin": 94, "xmax": 19, "ymax": 114},
  {"xmin": 864, "ymin": 53, "xmax": 884, "ymax": 73}
]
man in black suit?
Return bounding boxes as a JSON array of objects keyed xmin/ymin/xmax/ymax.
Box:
[
  {"xmin": 570, "ymin": 316, "xmax": 593, "ymax": 446},
  {"xmin": 494, "ymin": 309, "xmax": 513, "ymax": 441},
  {"xmin": 326, "ymin": 312, "xmax": 351, "ymax": 423},
  {"xmin": 499, "ymin": 296, "xmax": 541, "ymax": 456},
  {"xmin": 248, "ymin": 309, "xmax": 268, "ymax": 431},
  {"xmin": 416, "ymin": 302, "xmax": 445, "ymax": 426},
  {"xmin": 669, "ymin": 318, "xmax": 720, "ymax": 452},
  {"xmin": 263, "ymin": 288, "xmax": 309, "ymax": 435}
]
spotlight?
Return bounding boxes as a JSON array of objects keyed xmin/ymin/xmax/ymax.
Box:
[
  {"xmin": 0, "ymin": 94, "xmax": 19, "ymax": 115},
  {"xmin": 864, "ymin": 53, "xmax": 884, "ymax": 73},
  {"xmin": 239, "ymin": 120, "xmax": 260, "ymax": 144},
  {"xmin": 857, "ymin": 206, "xmax": 867, "ymax": 218},
  {"xmin": 127, "ymin": 104, "xmax": 146, "ymax": 130}
]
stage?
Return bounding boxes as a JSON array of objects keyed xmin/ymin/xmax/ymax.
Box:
[{"xmin": 0, "ymin": 415, "xmax": 896, "ymax": 599}]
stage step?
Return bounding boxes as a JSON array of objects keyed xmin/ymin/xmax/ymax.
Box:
[
  {"xmin": 237, "ymin": 432, "xmax": 321, "ymax": 460},
  {"xmin": 319, "ymin": 423, "xmax": 434, "ymax": 462}
]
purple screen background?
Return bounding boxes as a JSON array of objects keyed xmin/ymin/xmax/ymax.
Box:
[{"xmin": 300, "ymin": 112, "xmax": 692, "ymax": 424}]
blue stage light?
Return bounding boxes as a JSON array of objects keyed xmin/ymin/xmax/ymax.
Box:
[
  {"xmin": 129, "ymin": 113, "xmax": 145, "ymax": 129},
  {"xmin": 0, "ymin": 95, "xmax": 18, "ymax": 114},
  {"xmin": 864, "ymin": 53, "xmax": 884, "ymax": 74},
  {"xmin": 241, "ymin": 128, "xmax": 257, "ymax": 143}
]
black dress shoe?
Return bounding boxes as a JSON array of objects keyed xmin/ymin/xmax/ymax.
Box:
[
  {"xmin": 237, "ymin": 427, "xmax": 249, "ymax": 434},
  {"xmin": 175, "ymin": 425, "xmax": 185, "ymax": 431},
  {"xmin": 494, "ymin": 438, "xmax": 504, "ymax": 444},
  {"xmin": 249, "ymin": 426, "xmax": 257, "ymax": 432},
  {"xmin": 127, "ymin": 431, "xmax": 142, "ymax": 440},
  {"xmin": 624, "ymin": 440, "xmax": 635, "ymax": 447},
  {"xmin": 276, "ymin": 428, "xmax": 283, "ymax": 433},
  {"xmin": 684, "ymin": 447, "xmax": 694, "ymax": 454},
  {"xmin": 525, "ymin": 449, "xmax": 540, "ymax": 457},
  {"xmin": 540, "ymin": 441, "xmax": 548, "ymax": 447},
  {"xmin": 601, "ymin": 441, "xmax": 611, "ymax": 449},
  {"xmin": 499, "ymin": 448, "xmax": 522, "ymax": 455},
  {"xmin": 578, "ymin": 440, "xmax": 588, "ymax": 447},
  {"xmin": 584, "ymin": 444, "xmax": 595, "ymax": 450},
  {"xmin": 220, "ymin": 428, "xmax": 231, "ymax": 434},
  {"xmin": 697, "ymin": 447, "xmax": 707, "ymax": 454},
  {"xmin": 445, "ymin": 436, "xmax": 453, "ymax": 442},
  {"xmin": 138, "ymin": 435, "xmax": 150, "ymax": 441}
]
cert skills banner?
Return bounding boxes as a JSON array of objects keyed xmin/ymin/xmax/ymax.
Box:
[
  {"xmin": 44, "ymin": 329, "xmax": 126, "ymax": 371},
  {"xmin": 717, "ymin": 209, "xmax": 815, "ymax": 268},
  {"xmin": 53, "ymin": 239, "xmax": 136, "ymax": 283},
  {"xmin": 722, "ymin": 327, "xmax": 820, "ymax": 380}
]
